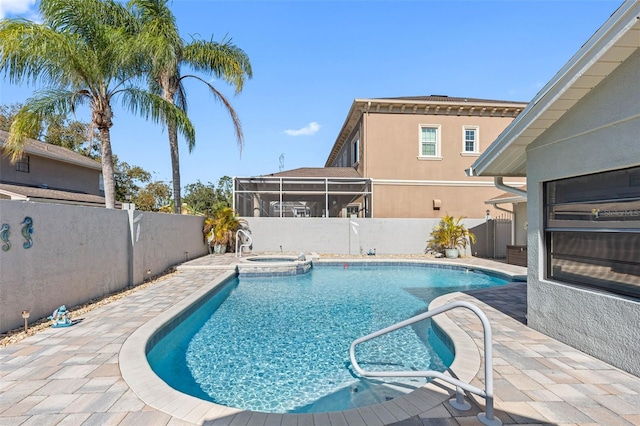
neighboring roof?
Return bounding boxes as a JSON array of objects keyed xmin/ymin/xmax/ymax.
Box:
[
  {"xmin": 0, "ymin": 183, "xmax": 111, "ymax": 207},
  {"xmin": 260, "ymin": 167, "xmax": 363, "ymax": 178},
  {"xmin": 0, "ymin": 129, "xmax": 102, "ymax": 171},
  {"xmin": 486, "ymin": 187, "xmax": 528, "ymax": 205},
  {"xmin": 382, "ymin": 95, "xmax": 526, "ymax": 105},
  {"xmin": 326, "ymin": 96, "xmax": 528, "ymax": 167},
  {"xmin": 469, "ymin": 1, "xmax": 640, "ymax": 177}
]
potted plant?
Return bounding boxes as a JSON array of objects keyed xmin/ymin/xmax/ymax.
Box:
[
  {"xmin": 204, "ymin": 207, "xmax": 247, "ymax": 254},
  {"xmin": 428, "ymin": 214, "xmax": 476, "ymax": 258}
]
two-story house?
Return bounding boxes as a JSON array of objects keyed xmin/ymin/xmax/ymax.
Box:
[
  {"xmin": 235, "ymin": 96, "xmax": 526, "ymax": 219},
  {"xmin": 325, "ymin": 96, "xmax": 527, "ymax": 218},
  {"xmin": 0, "ymin": 130, "xmax": 106, "ymax": 207}
]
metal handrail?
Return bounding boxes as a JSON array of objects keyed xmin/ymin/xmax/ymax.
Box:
[
  {"xmin": 349, "ymin": 300, "xmax": 501, "ymax": 426},
  {"xmin": 235, "ymin": 229, "xmax": 252, "ymax": 258}
]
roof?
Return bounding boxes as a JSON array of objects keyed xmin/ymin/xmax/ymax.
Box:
[
  {"xmin": 486, "ymin": 187, "xmax": 528, "ymax": 205},
  {"xmin": 260, "ymin": 167, "xmax": 363, "ymax": 178},
  {"xmin": 0, "ymin": 182, "xmax": 111, "ymax": 207},
  {"xmin": 325, "ymin": 96, "xmax": 528, "ymax": 167},
  {"xmin": 382, "ymin": 95, "xmax": 526, "ymax": 105},
  {"xmin": 468, "ymin": 1, "xmax": 640, "ymax": 177},
  {"xmin": 0, "ymin": 130, "xmax": 103, "ymax": 171}
]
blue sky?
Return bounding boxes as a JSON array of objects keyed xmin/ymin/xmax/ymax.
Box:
[{"xmin": 0, "ymin": 0, "xmax": 623, "ymax": 187}]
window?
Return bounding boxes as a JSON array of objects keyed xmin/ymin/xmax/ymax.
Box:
[
  {"xmin": 15, "ymin": 155, "xmax": 29, "ymax": 173},
  {"xmin": 352, "ymin": 138, "xmax": 359, "ymax": 165},
  {"xmin": 462, "ymin": 126, "xmax": 479, "ymax": 153},
  {"xmin": 544, "ymin": 166, "xmax": 640, "ymax": 298},
  {"xmin": 419, "ymin": 125, "xmax": 440, "ymax": 158}
]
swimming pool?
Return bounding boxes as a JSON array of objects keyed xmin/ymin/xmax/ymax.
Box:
[{"xmin": 147, "ymin": 263, "xmax": 509, "ymax": 414}]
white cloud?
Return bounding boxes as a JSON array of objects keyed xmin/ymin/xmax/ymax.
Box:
[
  {"xmin": 0, "ymin": 0, "xmax": 37, "ymax": 19},
  {"xmin": 284, "ymin": 122, "xmax": 321, "ymax": 137}
]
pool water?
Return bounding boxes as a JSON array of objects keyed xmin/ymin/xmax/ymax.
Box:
[{"xmin": 148, "ymin": 264, "xmax": 507, "ymax": 413}]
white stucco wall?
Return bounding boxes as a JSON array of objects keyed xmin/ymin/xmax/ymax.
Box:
[
  {"xmin": 0, "ymin": 200, "xmax": 208, "ymax": 333},
  {"xmin": 525, "ymin": 49, "xmax": 640, "ymax": 376},
  {"xmin": 243, "ymin": 217, "xmax": 485, "ymax": 255}
]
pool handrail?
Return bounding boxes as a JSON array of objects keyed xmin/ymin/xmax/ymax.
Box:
[
  {"xmin": 235, "ymin": 229, "xmax": 252, "ymax": 258},
  {"xmin": 349, "ymin": 300, "xmax": 501, "ymax": 426}
]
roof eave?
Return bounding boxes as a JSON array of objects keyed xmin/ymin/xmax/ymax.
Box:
[{"xmin": 23, "ymin": 145, "xmax": 103, "ymax": 171}]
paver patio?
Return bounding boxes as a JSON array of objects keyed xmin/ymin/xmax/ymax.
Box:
[{"xmin": 1, "ymin": 254, "xmax": 639, "ymax": 425}]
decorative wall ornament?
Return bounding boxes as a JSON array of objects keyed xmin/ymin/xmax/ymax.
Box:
[
  {"xmin": 1, "ymin": 224, "xmax": 10, "ymax": 252},
  {"xmin": 21, "ymin": 217, "xmax": 33, "ymax": 249}
]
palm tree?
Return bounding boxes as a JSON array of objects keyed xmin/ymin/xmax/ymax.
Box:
[
  {"xmin": 0, "ymin": 0, "xmax": 195, "ymax": 208},
  {"xmin": 130, "ymin": 0, "xmax": 252, "ymax": 214}
]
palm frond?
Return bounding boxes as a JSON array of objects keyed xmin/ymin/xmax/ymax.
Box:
[
  {"xmin": 4, "ymin": 90, "xmax": 85, "ymax": 161},
  {"xmin": 182, "ymin": 74, "xmax": 243, "ymax": 155},
  {"xmin": 0, "ymin": 20, "xmax": 78, "ymax": 87},
  {"xmin": 128, "ymin": 0, "xmax": 182, "ymax": 75},
  {"xmin": 183, "ymin": 38, "xmax": 252, "ymax": 94},
  {"xmin": 120, "ymin": 87, "xmax": 195, "ymax": 148}
]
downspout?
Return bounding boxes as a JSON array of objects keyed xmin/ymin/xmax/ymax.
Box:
[
  {"xmin": 493, "ymin": 177, "xmax": 525, "ymax": 246},
  {"xmin": 494, "ymin": 176, "xmax": 527, "ymax": 197},
  {"xmin": 364, "ymin": 101, "xmax": 372, "ymax": 217}
]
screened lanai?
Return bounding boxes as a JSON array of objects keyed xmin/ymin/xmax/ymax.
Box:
[{"xmin": 233, "ymin": 168, "xmax": 372, "ymax": 218}]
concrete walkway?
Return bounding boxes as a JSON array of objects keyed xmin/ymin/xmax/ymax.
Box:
[{"xmin": 1, "ymin": 255, "xmax": 639, "ymax": 425}]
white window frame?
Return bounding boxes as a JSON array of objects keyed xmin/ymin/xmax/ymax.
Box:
[
  {"xmin": 461, "ymin": 126, "xmax": 480, "ymax": 156},
  {"xmin": 418, "ymin": 124, "xmax": 441, "ymax": 160}
]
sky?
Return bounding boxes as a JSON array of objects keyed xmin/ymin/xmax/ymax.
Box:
[{"xmin": 0, "ymin": 0, "xmax": 625, "ymax": 188}]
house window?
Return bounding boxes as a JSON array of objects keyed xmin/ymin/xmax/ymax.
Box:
[
  {"xmin": 15, "ymin": 155, "xmax": 29, "ymax": 172},
  {"xmin": 419, "ymin": 126, "xmax": 440, "ymax": 157},
  {"xmin": 352, "ymin": 139, "xmax": 359, "ymax": 165},
  {"xmin": 463, "ymin": 126, "xmax": 479, "ymax": 153},
  {"xmin": 544, "ymin": 166, "xmax": 640, "ymax": 299}
]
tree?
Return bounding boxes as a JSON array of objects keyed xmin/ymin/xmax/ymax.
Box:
[
  {"xmin": 0, "ymin": 0, "xmax": 195, "ymax": 208},
  {"xmin": 2, "ymin": 102, "xmax": 100, "ymax": 157},
  {"xmin": 130, "ymin": 0, "xmax": 252, "ymax": 214},
  {"xmin": 135, "ymin": 181, "xmax": 172, "ymax": 211},
  {"xmin": 182, "ymin": 176, "xmax": 233, "ymax": 216},
  {"xmin": 113, "ymin": 156, "xmax": 152, "ymax": 202},
  {"xmin": 182, "ymin": 181, "xmax": 218, "ymax": 216}
]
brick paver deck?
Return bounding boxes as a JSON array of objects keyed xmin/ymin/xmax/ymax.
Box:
[{"xmin": 1, "ymin": 254, "xmax": 639, "ymax": 425}]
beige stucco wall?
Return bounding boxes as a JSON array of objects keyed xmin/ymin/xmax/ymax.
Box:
[
  {"xmin": 0, "ymin": 154, "xmax": 101, "ymax": 195},
  {"xmin": 372, "ymin": 183, "xmax": 510, "ymax": 219},
  {"xmin": 0, "ymin": 200, "xmax": 208, "ymax": 333},
  {"xmin": 525, "ymin": 48, "xmax": 640, "ymax": 376},
  {"xmin": 357, "ymin": 112, "xmax": 524, "ymax": 218},
  {"xmin": 364, "ymin": 113, "xmax": 515, "ymax": 181}
]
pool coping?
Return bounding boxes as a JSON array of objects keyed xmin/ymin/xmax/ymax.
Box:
[{"xmin": 120, "ymin": 260, "xmax": 524, "ymax": 425}]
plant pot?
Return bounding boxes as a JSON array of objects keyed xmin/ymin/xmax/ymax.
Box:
[
  {"xmin": 445, "ymin": 248, "xmax": 459, "ymax": 259},
  {"xmin": 213, "ymin": 243, "xmax": 225, "ymax": 254}
]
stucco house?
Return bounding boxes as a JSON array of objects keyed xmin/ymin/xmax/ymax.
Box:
[
  {"xmin": 0, "ymin": 129, "xmax": 107, "ymax": 207},
  {"xmin": 324, "ymin": 96, "xmax": 527, "ymax": 219},
  {"xmin": 468, "ymin": 0, "xmax": 640, "ymax": 376},
  {"xmin": 235, "ymin": 96, "xmax": 527, "ymax": 219}
]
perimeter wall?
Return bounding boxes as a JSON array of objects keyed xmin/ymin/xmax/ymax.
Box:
[
  {"xmin": 0, "ymin": 200, "xmax": 208, "ymax": 333},
  {"xmin": 242, "ymin": 217, "xmax": 485, "ymax": 256}
]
